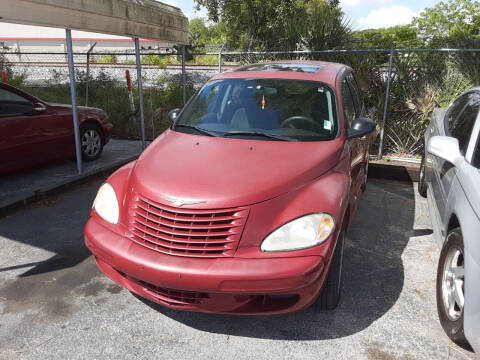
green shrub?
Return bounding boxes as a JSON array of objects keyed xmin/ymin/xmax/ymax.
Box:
[
  {"xmin": 190, "ymin": 55, "xmax": 219, "ymax": 66},
  {"xmin": 141, "ymin": 55, "xmax": 180, "ymax": 68},
  {"xmin": 91, "ymin": 55, "xmax": 118, "ymax": 64}
]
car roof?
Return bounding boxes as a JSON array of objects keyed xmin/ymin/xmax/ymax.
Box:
[{"xmin": 210, "ymin": 60, "xmax": 348, "ymax": 87}]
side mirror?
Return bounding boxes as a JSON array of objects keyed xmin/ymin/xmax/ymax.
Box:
[
  {"xmin": 347, "ymin": 117, "xmax": 376, "ymax": 139},
  {"xmin": 168, "ymin": 108, "xmax": 181, "ymax": 123},
  {"xmin": 427, "ymin": 136, "xmax": 464, "ymax": 167},
  {"xmin": 33, "ymin": 102, "xmax": 47, "ymax": 112}
]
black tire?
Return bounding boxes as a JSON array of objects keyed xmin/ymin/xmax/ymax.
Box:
[
  {"xmin": 80, "ymin": 123, "xmax": 104, "ymax": 161},
  {"xmin": 361, "ymin": 155, "xmax": 369, "ymax": 192},
  {"xmin": 418, "ymin": 155, "xmax": 427, "ymax": 197},
  {"xmin": 316, "ymin": 226, "xmax": 345, "ymax": 310},
  {"xmin": 436, "ymin": 228, "xmax": 470, "ymax": 349}
]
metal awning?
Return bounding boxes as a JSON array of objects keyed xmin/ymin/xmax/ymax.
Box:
[{"xmin": 1, "ymin": 0, "xmax": 189, "ymax": 174}]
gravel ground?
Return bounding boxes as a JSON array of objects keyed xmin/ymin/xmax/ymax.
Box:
[{"xmin": 0, "ymin": 178, "xmax": 475, "ymax": 360}]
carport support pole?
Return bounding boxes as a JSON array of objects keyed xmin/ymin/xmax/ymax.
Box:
[
  {"xmin": 378, "ymin": 47, "xmax": 394, "ymax": 160},
  {"xmin": 134, "ymin": 38, "xmax": 146, "ymax": 149},
  {"xmin": 66, "ymin": 29, "xmax": 83, "ymax": 175},
  {"xmin": 86, "ymin": 53, "xmax": 90, "ymax": 106},
  {"xmin": 182, "ymin": 45, "xmax": 186, "ymax": 105},
  {"xmin": 85, "ymin": 42, "xmax": 97, "ymax": 107}
]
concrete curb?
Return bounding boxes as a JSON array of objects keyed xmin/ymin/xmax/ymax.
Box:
[
  {"xmin": 0, "ymin": 155, "xmax": 138, "ymax": 218},
  {"xmin": 370, "ymin": 160, "xmax": 420, "ymax": 183}
]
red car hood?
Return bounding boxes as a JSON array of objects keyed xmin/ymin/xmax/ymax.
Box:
[{"xmin": 130, "ymin": 130, "xmax": 344, "ymax": 209}]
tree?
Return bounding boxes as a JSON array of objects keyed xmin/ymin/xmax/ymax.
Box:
[
  {"xmin": 189, "ymin": 18, "xmax": 209, "ymax": 49},
  {"xmin": 299, "ymin": 0, "xmax": 351, "ymax": 51},
  {"xmin": 189, "ymin": 18, "xmax": 227, "ymax": 51},
  {"xmin": 351, "ymin": 25, "xmax": 420, "ymax": 48},
  {"xmin": 192, "ymin": 0, "xmax": 351, "ymax": 51},
  {"xmin": 414, "ymin": 0, "xmax": 480, "ymax": 41}
]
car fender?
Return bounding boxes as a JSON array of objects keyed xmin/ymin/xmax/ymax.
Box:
[
  {"xmin": 236, "ymin": 169, "xmax": 350, "ymax": 259},
  {"xmin": 444, "ymin": 176, "xmax": 480, "ymax": 353},
  {"xmin": 91, "ymin": 160, "xmax": 137, "ymax": 233}
]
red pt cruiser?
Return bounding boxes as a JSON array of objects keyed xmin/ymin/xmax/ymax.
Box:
[{"xmin": 85, "ymin": 61, "xmax": 376, "ymax": 314}]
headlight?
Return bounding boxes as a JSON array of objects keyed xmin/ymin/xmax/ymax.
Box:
[
  {"xmin": 261, "ymin": 213, "xmax": 335, "ymax": 252},
  {"xmin": 93, "ymin": 183, "xmax": 119, "ymax": 224}
]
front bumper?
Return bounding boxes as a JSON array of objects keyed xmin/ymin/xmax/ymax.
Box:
[{"xmin": 85, "ymin": 218, "xmax": 327, "ymax": 315}]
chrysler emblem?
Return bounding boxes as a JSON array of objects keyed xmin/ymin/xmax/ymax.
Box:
[{"xmin": 160, "ymin": 195, "xmax": 206, "ymax": 207}]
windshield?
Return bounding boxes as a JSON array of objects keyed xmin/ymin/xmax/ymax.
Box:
[{"xmin": 173, "ymin": 78, "xmax": 338, "ymax": 141}]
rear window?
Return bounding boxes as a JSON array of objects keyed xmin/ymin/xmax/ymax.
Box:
[{"xmin": 175, "ymin": 78, "xmax": 338, "ymax": 142}]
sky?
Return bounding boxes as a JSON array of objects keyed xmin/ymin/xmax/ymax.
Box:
[
  {"xmin": 0, "ymin": 0, "xmax": 441, "ymax": 39},
  {"xmin": 166, "ymin": 0, "xmax": 442, "ymax": 30}
]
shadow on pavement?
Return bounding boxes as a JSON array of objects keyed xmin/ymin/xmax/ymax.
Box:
[
  {"xmin": 0, "ymin": 180, "xmax": 101, "ymax": 277},
  {"xmin": 138, "ymin": 179, "xmax": 417, "ymax": 340}
]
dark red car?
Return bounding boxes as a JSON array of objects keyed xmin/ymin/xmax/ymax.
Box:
[
  {"xmin": 0, "ymin": 82, "xmax": 113, "ymax": 174},
  {"xmin": 85, "ymin": 61, "xmax": 376, "ymax": 314}
]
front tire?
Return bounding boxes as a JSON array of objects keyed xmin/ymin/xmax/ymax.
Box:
[
  {"xmin": 316, "ymin": 226, "xmax": 345, "ymax": 310},
  {"xmin": 436, "ymin": 228, "xmax": 469, "ymax": 348},
  {"xmin": 418, "ymin": 155, "xmax": 427, "ymax": 197},
  {"xmin": 81, "ymin": 123, "xmax": 104, "ymax": 161}
]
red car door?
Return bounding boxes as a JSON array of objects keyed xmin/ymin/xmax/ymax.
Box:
[{"xmin": 0, "ymin": 85, "xmax": 68, "ymax": 173}]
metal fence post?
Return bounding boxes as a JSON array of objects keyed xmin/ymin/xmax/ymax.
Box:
[
  {"xmin": 85, "ymin": 42, "xmax": 96, "ymax": 107},
  {"xmin": 182, "ymin": 45, "xmax": 186, "ymax": 106},
  {"xmin": 378, "ymin": 47, "xmax": 394, "ymax": 160},
  {"xmin": 218, "ymin": 43, "xmax": 226, "ymax": 73},
  {"xmin": 66, "ymin": 29, "xmax": 83, "ymax": 174},
  {"xmin": 134, "ymin": 37, "xmax": 146, "ymax": 149}
]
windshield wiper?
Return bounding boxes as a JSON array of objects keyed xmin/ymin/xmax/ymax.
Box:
[
  {"xmin": 173, "ymin": 124, "xmax": 219, "ymax": 137},
  {"xmin": 223, "ymin": 131, "xmax": 297, "ymax": 142}
]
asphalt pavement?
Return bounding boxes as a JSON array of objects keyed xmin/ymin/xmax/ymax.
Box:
[{"xmin": 0, "ymin": 178, "xmax": 475, "ymax": 359}]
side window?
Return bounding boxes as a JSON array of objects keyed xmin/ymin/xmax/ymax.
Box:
[
  {"xmin": 341, "ymin": 78, "xmax": 355, "ymax": 128},
  {"xmin": 346, "ymin": 74, "xmax": 362, "ymax": 117},
  {"xmin": 446, "ymin": 94, "xmax": 469, "ymax": 134},
  {"xmin": 450, "ymin": 92, "xmax": 480, "ymax": 154},
  {"xmin": 0, "ymin": 88, "xmax": 33, "ymax": 116},
  {"xmin": 0, "ymin": 88, "xmax": 30, "ymax": 103}
]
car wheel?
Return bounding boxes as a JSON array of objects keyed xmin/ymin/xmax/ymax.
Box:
[
  {"xmin": 81, "ymin": 123, "xmax": 104, "ymax": 160},
  {"xmin": 418, "ymin": 155, "xmax": 427, "ymax": 198},
  {"xmin": 436, "ymin": 228, "xmax": 470, "ymax": 348},
  {"xmin": 361, "ymin": 155, "xmax": 369, "ymax": 192},
  {"xmin": 316, "ymin": 225, "xmax": 345, "ymax": 310}
]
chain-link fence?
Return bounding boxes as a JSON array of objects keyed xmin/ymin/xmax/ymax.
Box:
[
  {"xmin": 2, "ymin": 46, "xmax": 480, "ymax": 159},
  {"xmin": 0, "ymin": 50, "xmax": 216, "ymax": 141},
  {"xmin": 216, "ymin": 46, "xmax": 480, "ymax": 159}
]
